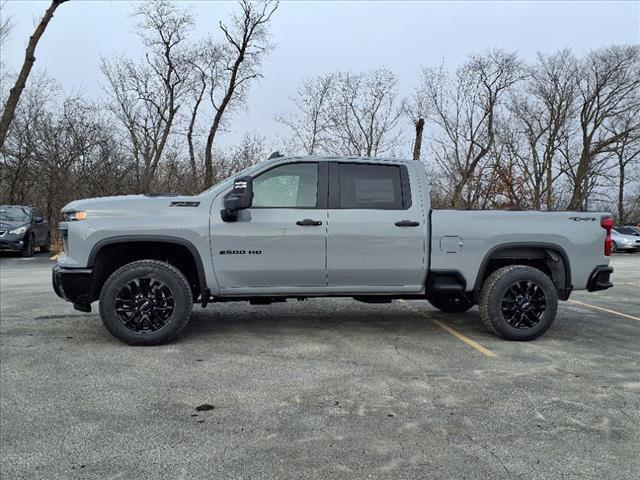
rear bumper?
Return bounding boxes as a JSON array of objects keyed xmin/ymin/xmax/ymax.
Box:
[
  {"xmin": 52, "ymin": 265, "xmax": 94, "ymax": 311},
  {"xmin": 587, "ymin": 265, "xmax": 614, "ymax": 292}
]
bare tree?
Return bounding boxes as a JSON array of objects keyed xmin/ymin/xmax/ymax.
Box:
[
  {"xmin": 504, "ymin": 49, "xmax": 578, "ymax": 209},
  {"xmin": 325, "ymin": 68, "xmax": 404, "ymax": 157},
  {"xmin": 101, "ymin": 0, "xmax": 193, "ymax": 192},
  {"xmin": 0, "ymin": 0, "xmax": 68, "ymax": 149},
  {"xmin": 184, "ymin": 45, "xmax": 210, "ymax": 179},
  {"xmin": 0, "ymin": 1, "xmax": 13, "ymax": 49},
  {"xmin": 202, "ymin": 0, "xmax": 278, "ymax": 187},
  {"xmin": 276, "ymin": 73, "xmax": 334, "ymax": 155},
  {"xmin": 567, "ymin": 45, "xmax": 640, "ymax": 210},
  {"xmin": 605, "ymin": 110, "xmax": 640, "ymax": 223},
  {"xmin": 423, "ymin": 49, "xmax": 522, "ymax": 207}
]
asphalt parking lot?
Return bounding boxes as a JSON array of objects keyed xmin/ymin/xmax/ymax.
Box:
[{"xmin": 1, "ymin": 253, "xmax": 639, "ymax": 479}]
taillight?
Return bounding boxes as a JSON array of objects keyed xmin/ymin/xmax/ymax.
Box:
[{"xmin": 601, "ymin": 216, "xmax": 613, "ymax": 256}]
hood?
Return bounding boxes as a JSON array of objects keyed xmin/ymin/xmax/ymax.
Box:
[
  {"xmin": 61, "ymin": 194, "xmax": 204, "ymax": 218},
  {"xmin": 0, "ymin": 220, "xmax": 29, "ymax": 230}
]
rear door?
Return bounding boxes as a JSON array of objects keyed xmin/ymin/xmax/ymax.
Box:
[
  {"xmin": 326, "ymin": 162, "xmax": 426, "ymax": 289},
  {"xmin": 210, "ymin": 161, "xmax": 328, "ymax": 290}
]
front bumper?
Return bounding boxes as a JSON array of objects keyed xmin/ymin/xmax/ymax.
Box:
[
  {"xmin": 0, "ymin": 236, "xmax": 25, "ymax": 251},
  {"xmin": 587, "ymin": 265, "xmax": 614, "ymax": 292},
  {"xmin": 52, "ymin": 265, "xmax": 94, "ymax": 312},
  {"xmin": 615, "ymin": 242, "xmax": 639, "ymax": 251}
]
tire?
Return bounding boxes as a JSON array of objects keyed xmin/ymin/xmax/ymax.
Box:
[
  {"xmin": 22, "ymin": 234, "xmax": 34, "ymax": 258},
  {"xmin": 40, "ymin": 233, "xmax": 51, "ymax": 253},
  {"xmin": 479, "ymin": 265, "xmax": 558, "ymax": 341},
  {"xmin": 99, "ymin": 260, "xmax": 193, "ymax": 346},
  {"xmin": 428, "ymin": 292, "xmax": 474, "ymax": 313},
  {"xmin": 611, "ymin": 241, "xmax": 618, "ymax": 253}
]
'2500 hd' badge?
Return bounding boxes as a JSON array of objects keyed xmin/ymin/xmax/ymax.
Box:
[
  {"xmin": 568, "ymin": 216, "xmax": 597, "ymax": 222},
  {"xmin": 219, "ymin": 250, "xmax": 262, "ymax": 255}
]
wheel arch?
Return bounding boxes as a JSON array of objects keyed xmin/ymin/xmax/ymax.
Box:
[
  {"xmin": 473, "ymin": 242, "xmax": 572, "ymax": 301},
  {"xmin": 88, "ymin": 236, "xmax": 209, "ymax": 303}
]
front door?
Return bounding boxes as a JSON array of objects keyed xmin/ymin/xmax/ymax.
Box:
[
  {"xmin": 211, "ymin": 162, "xmax": 328, "ymax": 291},
  {"xmin": 326, "ymin": 162, "xmax": 426, "ymax": 289}
]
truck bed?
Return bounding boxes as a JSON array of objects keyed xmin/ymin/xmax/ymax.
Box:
[{"xmin": 429, "ymin": 210, "xmax": 609, "ymax": 291}]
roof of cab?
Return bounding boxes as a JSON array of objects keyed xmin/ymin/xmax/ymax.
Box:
[{"xmin": 275, "ymin": 155, "xmax": 413, "ymax": 164}]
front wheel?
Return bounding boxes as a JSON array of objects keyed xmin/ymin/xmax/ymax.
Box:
[
  {"xmin": 99, "ymin": 260, "xmax": 193, "ymax": 345},
  {"xmin": 22, "ymin": 234, "xmax": 34, "ymax": 258},
  {"xmin": 479, "ymin": 265, "xmax": 558, "ymax": 341},
  {"xmin": 428, "ymin": 292, "xmax": 474, "ymax": 313}
]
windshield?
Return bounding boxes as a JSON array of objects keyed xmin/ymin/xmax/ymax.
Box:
[
  {"xmin": 199, "ymin": 161, "xmax": 268, "ymax": 195},
  {"xmin": 0, "ymin": 206, "xmax": 30, "ymax": 222}
]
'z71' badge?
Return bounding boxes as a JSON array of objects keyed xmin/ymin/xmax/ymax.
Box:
[{"xmin": 219, "ymin": 250, "xmax": 262, "ymax": 255}]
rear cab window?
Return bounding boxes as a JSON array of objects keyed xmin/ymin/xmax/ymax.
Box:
[{"xmin": 333, "ymin": 163, "xmax": 411, "ymax": 210}]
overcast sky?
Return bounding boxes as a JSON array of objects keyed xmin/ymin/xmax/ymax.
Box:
[{"xmin": 2, "ymin": 0, "xmax": 639, "ymax": 150}]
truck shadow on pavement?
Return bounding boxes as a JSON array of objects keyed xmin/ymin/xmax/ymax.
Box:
[{"xmin": 178, "ymin": 302, "xmax": 488, "ymax": 342}]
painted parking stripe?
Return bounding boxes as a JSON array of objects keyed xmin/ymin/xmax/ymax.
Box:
[
  {"xmin": 400, "ymin": 301, "xmax": 497, "ymax": 358},
  {"xmin": 568, "ymin": 299, "xmax": 640, "ymax": 322}
]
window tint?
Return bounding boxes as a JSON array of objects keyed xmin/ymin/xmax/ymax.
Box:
[
  {"xmin": 252, "ymin": 163, "xmax": 318, "ymax": 208},
  {"xmin": 337, "ymin": 164, "xmax": 404, "ymax": 209}
]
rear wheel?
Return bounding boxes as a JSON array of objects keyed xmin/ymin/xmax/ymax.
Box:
[
  {"xmin": 611, "ymin": 240, "xmax": 618, "ymax": 253},
  {"xmin": 479, "ymin": 265, "xmax": 558, "ymax": 341},
  {"xmin": 427, "ymin": 292, "xmax": 474, "ymax": 313},
  {"xmin": 99, "ymin": 260, "xmax": 193, "ymax": 346}
]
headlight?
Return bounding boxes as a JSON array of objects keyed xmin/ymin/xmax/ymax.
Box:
[
  {"xmin": 9, "ymin": 226, "xmax": 27, "ymax": 235},
  {"xmin": 60, "ymin": 210, "xmax": 87, "ymax": 222}
]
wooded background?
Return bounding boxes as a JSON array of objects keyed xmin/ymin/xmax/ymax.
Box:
[{"xmin": 1, "ymin": 0, "xmax": 639, "ymax": 229}]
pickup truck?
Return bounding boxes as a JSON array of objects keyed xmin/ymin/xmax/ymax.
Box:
[{"xmin": 52, "ymin": 155, "xmax": 614, "ymax": 345}]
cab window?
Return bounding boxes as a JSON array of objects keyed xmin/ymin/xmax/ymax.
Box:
[{"xmin": 252, "ymin": 163, "xmax": 319, "ymax": 208}]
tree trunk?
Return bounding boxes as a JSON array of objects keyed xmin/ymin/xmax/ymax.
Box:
[
  {"xmin": 203, "ymin": 55, "xmax": 244, "ymax": 188},
  {"xmin": 618, "ymin": 154, "xmax": 625, "ymax": 224},
  {"xmin": 568, "ymin": 147, "xmax": 590, "ymax": 210},
  {"xmin": 412, "ymin": 118, "xmax": 424, "ymax": 161},
  {"xmin": 187, "ymin": 87, "xmax": 205, "ymax": 182},
  {"xmin": 204, "ymin": 123, "xmax": 217, "ymax": 187},
  {"xmin": 0, "ymin": 0, "xmax": 68, "ymax": 149}
]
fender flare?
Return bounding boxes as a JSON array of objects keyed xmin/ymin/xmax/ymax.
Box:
[
  {"xmin": 88, "ymin": 235, "xmax": 208, "ymax": 297},
  {"xmin": 473, "ymin": 242, "xmax": 573, "ymax": 295}
]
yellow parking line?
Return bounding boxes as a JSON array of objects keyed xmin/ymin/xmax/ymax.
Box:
[
  {"xmin": 568, "ymin": 299, "xmax": 640, "ymax": 322},
  {"xmin": 400, "ymin": 301, "xmax": 497, "ymax": 357}
]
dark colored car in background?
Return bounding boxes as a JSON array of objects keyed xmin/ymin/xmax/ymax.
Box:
[{"xmin": 0, "ymin": 205, "xmax": 50, "ymax": 257}]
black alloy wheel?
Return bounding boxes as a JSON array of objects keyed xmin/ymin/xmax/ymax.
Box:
[
  {"xmin": 500, "ymin": 280, "xmax": 547, "ymax": 330},
  {"xmin": 115, "ymin": 276, "xmax": 175, "ymax": 333}
]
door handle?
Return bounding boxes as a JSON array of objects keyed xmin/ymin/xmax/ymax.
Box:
[
  {"xmin": 296, "ymin": 219, "xmax": 323, "ymax": 226},
  {"xmin": 395, "ymin": 220, "xmax": 420, "ymax": 227}
]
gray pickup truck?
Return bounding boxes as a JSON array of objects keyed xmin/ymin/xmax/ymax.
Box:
[{"xmin": 52, "ymin": 155, "xmax": 614, "ymax": 345}]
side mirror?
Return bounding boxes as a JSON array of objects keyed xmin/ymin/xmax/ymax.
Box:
[
  {"xmin": 34, "ymin": 215, "xmax": 44, "ymax": 224},
  {"xmin": 221, "ymin": 176, "xmax": 253, "ymax": 222}
]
